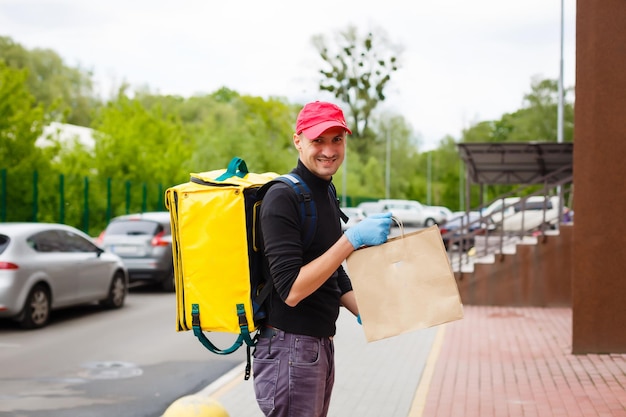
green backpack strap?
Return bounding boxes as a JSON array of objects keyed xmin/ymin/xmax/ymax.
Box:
[
  {"xmin": 191, "ymin": 303, "xmax": 256, "ymax": 379},
  {"xmin": 215, "ymin": 157, "xmax": 249, "ymax": 181},
  {"xmin": 191, "ymin": 303, "xmax": 255, "ymax": 354}
]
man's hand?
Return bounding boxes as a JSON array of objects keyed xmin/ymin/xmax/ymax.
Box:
[{"xmin": 344, "ymin": 212, "xmax": 392, "ymax": 249}]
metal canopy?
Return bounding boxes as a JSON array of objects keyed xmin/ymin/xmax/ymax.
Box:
[{"xmin": 457, "ymin": 142, "xmax": 574, "ymax": 185}]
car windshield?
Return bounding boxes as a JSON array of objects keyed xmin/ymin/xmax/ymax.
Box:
[
  {"xmin": 105, "ymin": 220, "xmax": 162, "ymax": 236},
  {"xmin": 514, "ymin": 200, "xmax": 553, "ymax": 211}
]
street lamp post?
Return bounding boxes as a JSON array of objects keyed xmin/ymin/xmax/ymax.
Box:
[
  {"xmin": 558, "ymin": 0, "xmax": 565, "ymax": 144},
  {"xmin": 385, "ymin": 129, "xmax": 391, "ymax": 199},
  {"xmin": 342, "ymin": 147, "xmax": 347, "ymax": 207},
  {"xmin": 556, "ymin": 0, "xmax": 565, "ymax": 227},
  {"xmin": 427, "ymin": 151, "xmax": 432, "ymax": 206}
]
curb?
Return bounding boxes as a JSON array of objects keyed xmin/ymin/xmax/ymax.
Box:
[{"xmin": 197, "ymin": 362, "xmax": 247, "ymax": 398}]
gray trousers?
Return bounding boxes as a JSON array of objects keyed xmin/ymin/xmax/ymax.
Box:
[{"xmin": 252, "ymin": 327, "xmax": 335, "ymax": 417}]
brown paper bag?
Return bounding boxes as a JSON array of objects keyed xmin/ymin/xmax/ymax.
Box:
[{"xmin": 346, "ymin": 225, "xmax": 463, "ymax": 342}]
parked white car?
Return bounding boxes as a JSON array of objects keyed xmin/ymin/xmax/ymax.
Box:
[
  {"xmin": 377, "ymin": 199, "xmax": 447, "ymax": 227},
  {"xmin": 483, "ymin": 197, "xmax": 520, "ymax": 223},
  {"xmin": 484, "ymin": 196, "xmax": 563, "ymax": 232},
  {"xmin": 355, "ymin": 201, "xmax": 385, "ymax": 217},
  {"xmin": 428, "ymin": 205, "xmax": 454, "ymax": 222}
]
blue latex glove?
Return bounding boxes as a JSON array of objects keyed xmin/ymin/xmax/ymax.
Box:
[{"xmin": 344, "ymin": 212, "xmax": 392, "ymax": 249}]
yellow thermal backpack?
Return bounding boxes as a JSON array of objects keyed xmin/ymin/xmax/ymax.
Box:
[{"xmin": 165, "ymin": 157, "xmax": 329, "ymax": 379}]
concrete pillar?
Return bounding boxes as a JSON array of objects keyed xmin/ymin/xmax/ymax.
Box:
[{"xmin": 572, "ymin": 0, "xmax": 626, "ymax": 353}]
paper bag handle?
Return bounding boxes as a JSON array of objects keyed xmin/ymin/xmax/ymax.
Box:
[
  {"xmin": 391, "ymin": 216, "xmax": 404, "ymax": 237},
  {"xmin": 386, "ymin": 216, "xmax": 407, "ymax": 264}
]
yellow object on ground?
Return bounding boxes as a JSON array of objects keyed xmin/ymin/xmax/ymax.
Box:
[{"xmin": 162, "ymin": 395, "xmax": 230, "ymax": 417}]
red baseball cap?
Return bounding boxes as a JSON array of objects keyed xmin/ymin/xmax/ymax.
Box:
[{"xmin": 296, "ymin": 101, "xmax": 352, "ymax": 139}]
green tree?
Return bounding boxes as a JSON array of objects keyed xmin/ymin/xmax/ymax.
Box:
[
  {"xmin": 457, "ymin": 77, "xmax": 576, "ymax": 208},
  {"xmin": 429, "ymin": 136, "xmax": 468, "ymax": 211},
  {"xmin": 0, "ymin": 61, "xmax": 52, "ymax": 221},
  {"xmin": 157, "ymin": 90, "xmax": 298, "ymax": 175},
  {"xmin": 90, "ymin": 89, "xmax": 191, "ymax": 218},
  {"xmin": 312, "ymin": 26, "xmax": 402, "ymax": 145},
  {"xmin": 505, "ymin": 77, "xmax": 575, "ymax": 143},
  {"xmin": 375, "ymin": 114, "xmax": 419, "ymax": 198},
  {"xmin": 233, "ymin": 95, "xmax": 299, "ymax": 173},
  {"xmin": 0, "ymin": 32, "xmax": 577, "ymax": 225},
  {"xmin": 462, "ymin": 77, "xmax": 575, "ymax": 145},
  {"xmin": 46, "ymin": 134, "xmax": 98, "ymax": 229},
  {"xmin": 0, "ymin": 36, "xmax": 100, "ymax": 126}
]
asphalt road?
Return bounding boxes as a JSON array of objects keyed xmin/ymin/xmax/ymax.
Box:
[
  {"xmin": 0, "ymin": 225, "xmax": 423, "ymax": 417},
  {"xmin": 0, "ymin": 285, "xmax": 246, "ymax": 417}
]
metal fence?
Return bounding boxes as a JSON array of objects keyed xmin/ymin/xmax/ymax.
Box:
[
  {"xmin": 0, "ymin": 169, "xmax": 168, "ymax": 235},
  {"xmin": 0, "ymin": 169, "xmax": 378, "ymax": 236}
]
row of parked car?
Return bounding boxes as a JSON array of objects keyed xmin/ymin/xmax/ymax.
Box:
[
  {"xmin": 1, "ymin": 194, "xmax": 569, "ymax": 329},
  {"xmin": 343, "ymin": 195, "xmax": 570, "ymax": 250},
  {"xmin": 0, "ymin": 212, "xmax": 175, "ymax": 329},
  {"xmin": 9, "ymin": 199, "xmax": 451, "ymax": 329},
  {"xmin": 352, "ymin": 199, "xmax": 449, "ymax": 228},
  {"xmin": 442, "ymin": 195, "xmax": 570, "ymax": 251},
  {"xmin": 482, "ymin": 195, "xmax": 566, "ymax": 231}
]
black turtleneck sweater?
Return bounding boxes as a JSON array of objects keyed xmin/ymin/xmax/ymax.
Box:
[{"xmin": 260, "ymin": 159, "xmax": 352, "ymax": 337}]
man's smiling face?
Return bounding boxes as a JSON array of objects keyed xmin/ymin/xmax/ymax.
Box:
[{"xmin": 294, "ymin": 126, "xmax": 347, "ymax": 180}]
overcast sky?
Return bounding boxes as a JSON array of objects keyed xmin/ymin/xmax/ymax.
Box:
[{"xmin": 1, "ymin": 0, "xmax": 576, "ymax": 150}]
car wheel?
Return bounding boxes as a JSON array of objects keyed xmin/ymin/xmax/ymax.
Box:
[
  {"xmin": 101, "ymin": 271, "xmax": 126, "ymax": 309},
  {"xmin": 19, "ymin": 284, "xmax": 51, "ymax": 329},
  {"xmin": 424, "ymin": 218, "xmax": 437, "ymax": 227},
  {"xmin": 161, "ymin": 269, "xmax": 175, "ymax": 293}
]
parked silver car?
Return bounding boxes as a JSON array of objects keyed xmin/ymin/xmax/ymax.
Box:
[
  {"xmin": 96, "ymin": 212, "xmax": 174, "ymax": 292},
  {"xmin": 0, "ymin": 223, "xmax": 128, "ymax": 329}
]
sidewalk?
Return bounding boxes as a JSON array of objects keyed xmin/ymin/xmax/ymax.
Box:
[{"xmin": 196, "ymin": 306, "xmax": 626, "ymax": 417}]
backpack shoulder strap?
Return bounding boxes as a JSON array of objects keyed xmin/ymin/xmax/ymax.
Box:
[
  {"xmin": 328, "ymin": 182, "xmax": 349, "ymax": 224},
  {"xmin": 254, "ymin": 175, "xmax": 347, "ymax": 344},
  {"xmin": 271, "ymin": 174, "xmax": 317, "ymax": 249},
  {"xmin": 259, "ymin": 174, "xmax": 349, "ymax": 239},
  {"xmin": 253, "ymin": 174, "xmax": 317, "ymax": 344},
  {"xmin": 259, "ymin": 173, "xmax": 317, "ymax": 249}
]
